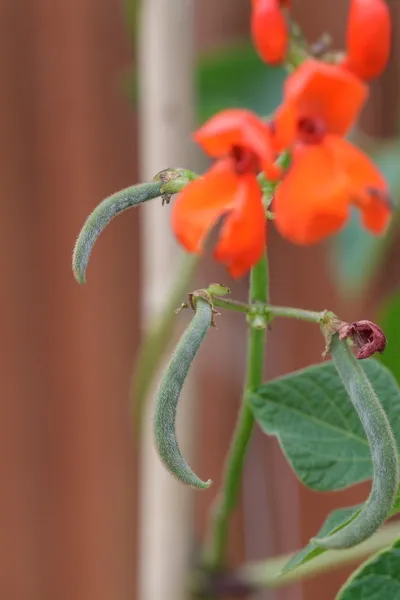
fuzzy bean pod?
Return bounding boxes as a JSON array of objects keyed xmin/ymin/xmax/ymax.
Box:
[
  {"xmin": 313, "ymin": 333, "xmax": 399, "ymax": 549},
  {"xmin": 154, "ymin": 297, "xmax": 213, "ymax": 488},
  {"xmin": 72, "ymin": 181, "xmax": 163, "ymax": 284}
]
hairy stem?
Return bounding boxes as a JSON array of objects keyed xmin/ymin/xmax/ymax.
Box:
[{"xmin": 202, "ymin": 253, "xmax": 269, "ymax": 569}]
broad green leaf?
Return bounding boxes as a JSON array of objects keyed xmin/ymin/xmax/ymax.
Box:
[
  {"xmin": 379, "ymin": 293, "xmax": 400, "ymax": 386},
  {"xmin": 249, "ymin": 359, "xmax": 400, "ymax": 491},
  {"xmin": 197, "ymin": 44, "xmax": 285, "ymax": 123},
  {"xmin": 329, "ymin": 140, "xmax": 400, "ymax": 296},
  {"xmin": 337, "ymin": 538, "xmax": 400, "ymax": 599}
]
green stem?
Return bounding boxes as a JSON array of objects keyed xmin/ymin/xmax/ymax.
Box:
[
  {"xmin": 211, "ymin": 297, "xmax": 250, "ymax": 314},
  {"xmin": 202, "ymin": 254, "xmax": 269, "ymax": 570},
  {"xmin": 212, "ymin": 296, "xmax": 326, "ymax": 324},
  {"xmin": 266, "ymin": 306, "xmax": 325, "ymax": 323}
]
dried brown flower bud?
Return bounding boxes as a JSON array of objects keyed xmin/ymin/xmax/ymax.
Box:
[{"xmin": 338, "ymin": 320, "xmax": 387, "ymax": 360}]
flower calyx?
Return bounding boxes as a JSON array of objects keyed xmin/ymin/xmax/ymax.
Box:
[
  {"xmin": 153, "ymin": 168, "xmax": 198, "ymax": 206},
  {"xmin": 176, "ymin": 285, "xmax": 231, "ymax": 328}
]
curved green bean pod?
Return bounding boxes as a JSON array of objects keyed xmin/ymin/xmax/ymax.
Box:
[
  {"xmin": 72, "ymin": 181, "xmax": 163, "ymax": 284},
  {"xmin": 154, "ymin": 297, "xmax": 212, "ymax": 489},
  {"xmin": 313, "ymin": 334, "xmax": 399, "ymax": 549}
]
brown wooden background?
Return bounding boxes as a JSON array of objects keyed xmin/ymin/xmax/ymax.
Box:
[{"xmin": 1, "ymin": 1, "xmax": 399, "ymax": 599}]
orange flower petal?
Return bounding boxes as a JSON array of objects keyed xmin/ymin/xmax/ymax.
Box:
[
  {"xmin": 194, "ymin": 109, "xmax": 280, "ymax": 180},
  {"xmin": 171, "ymin": 160, "xmax": 239, "ymax": 253},
  {"xmin": 273, "ymin": 59, "xmax": 368, "ymax": 149},
  {"xmin": 271, "ymin": 103, "xmax": 297, "ymax": 152},
  {"xmin": 344, "ymin": 0, "xmax": 391, "ymax": 81},
  {"xmin": 251, "ymin": 0, "xmax": 288, "ymax": 65},
  {"xmin": 360, "ymin": 196, "xmax": 391, "ymax": 234},
  {"xmin": 214, "ymin": 174, "xmax": 266, "ymax": 277},
  {"xmin": 324, "ymin": 136, "xmax": 391, "ymax": 234},
  {"xmin": 273, "ymin": 143, "xmax": 349, "ymax": 244}
]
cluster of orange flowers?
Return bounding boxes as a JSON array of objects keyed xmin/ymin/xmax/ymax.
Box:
[{"xmin": 172, "ymin": 0, "xmax": 392, "ymax": 277}]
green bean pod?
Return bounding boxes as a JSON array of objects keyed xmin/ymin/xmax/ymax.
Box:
[
  {"xmin": 313, "ymin": 334, "xmax": 399, "ymax": 549},
  {"xmin": 72, "ymin": 181, "xmax": 163, "ymax": 284},
  {"xmin": 154, "ymin": 297, "xmax": 212, "ymax": 489}
]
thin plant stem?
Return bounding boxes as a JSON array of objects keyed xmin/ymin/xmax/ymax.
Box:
[
  {"xmin": 266, "ymin": 306, "xmax": 326, "ymax": 323},
  {"xmin": 212, "ymin": 296, "xmax": 325, "ymax": 324},
  {"xmin": 211, "ymin": 297, "xmax": 250, "ymax": 313},
  {"xmin": 202, "ymin": 253, "xmax": 269, "ymax": 570}
]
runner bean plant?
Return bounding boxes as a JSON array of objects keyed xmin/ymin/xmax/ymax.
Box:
[{"xmin": 73, "ymin": 1, "xmax": 400, "ymax": 597}]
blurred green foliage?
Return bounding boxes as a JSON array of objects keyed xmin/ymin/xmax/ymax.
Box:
[
  {"xmin": 196, "ymin": 44, "xmax": 285, "ymax": 123},
  {"xmin": 379, "ymin": 292, "xmax": 400, "ymax": 385}
]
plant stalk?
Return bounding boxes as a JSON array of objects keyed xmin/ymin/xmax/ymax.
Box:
[
  {"xmin": 202, "ymin": 253, "xmax": 269, "ymax": 570},
  {"xmin": 212, "ymin": 296, "xmax": 326, "ymax": 324}
]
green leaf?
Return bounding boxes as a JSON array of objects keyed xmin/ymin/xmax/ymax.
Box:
[
  {"xmin": 249, "ymin": 359, "xmax": 400, "ymax": 491},
  {"xmin": 285, "ymin": 488, "xmax": 400, "ymax": 573},
  {"xmin": 337, "ymin": 538, "xmax": 400, "ymax": 599},
  {"xmin": 284, "ymin": 505, "xmax": 361, "ymax": 572},
  {"xmin": 379, "ymin": 293, "xmax": 400, "ymax": 386},
  {"xmin": 197, "ymin": 43, "xmax": 285, "ymax": 123},
  {"xmin": 329, "ymin": 140, "xmax": 400, "ymax": 296}
]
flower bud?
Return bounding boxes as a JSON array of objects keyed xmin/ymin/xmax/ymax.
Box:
[
  {"xmin": 251, "ymin": 0, "xmax": 289, "ymax": 65},
  {"xmin": 342, "ymin": 0, "xmax": 391, "ymax": 81}
]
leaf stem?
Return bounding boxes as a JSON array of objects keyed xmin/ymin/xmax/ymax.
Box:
[
  {"xmin": 211, "ymin": 297, "xmax": 251, "ymax": 314},
  {"xmin": 212, "ymin": 296, "xmax": 326, "ymax": 324},
  {"xmin": 266, "ymin": 306, "xmax": 326, "ymax": 323},
  {"xmin": 202, "ymin": 253, "xmax": 269, "ymax": 570}
]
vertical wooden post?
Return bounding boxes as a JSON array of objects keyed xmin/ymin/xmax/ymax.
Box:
[{"xmin": 137, "ymin": 2, "xmax": 197, "ymax": 600}]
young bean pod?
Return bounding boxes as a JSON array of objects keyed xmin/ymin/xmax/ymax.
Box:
[
  {"xmin": 313, "ymin": 334, "xmax": 399, "ymax": 549},
  {"xmin": 72, "ymin": 181, "xmax": 162, "ymax": 284},
  {"xmin": 154, "ymin": 297, "xmax": 213, "ymax": 489}
]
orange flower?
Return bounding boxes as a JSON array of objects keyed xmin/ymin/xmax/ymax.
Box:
[
  {"xmin": 271, "ymin": 60, "xmax": 391, "ymax": 244},
  {"xmin": 171, "ymin": 110, "xmax": 279, "ymax": 277},
  {"xmin": 341, "ymin": 0, "xmax": 391, "ymax": 81},
  {"xmin": 251, "ymin": 0, "xmax": 289, "ymax": 65}
]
